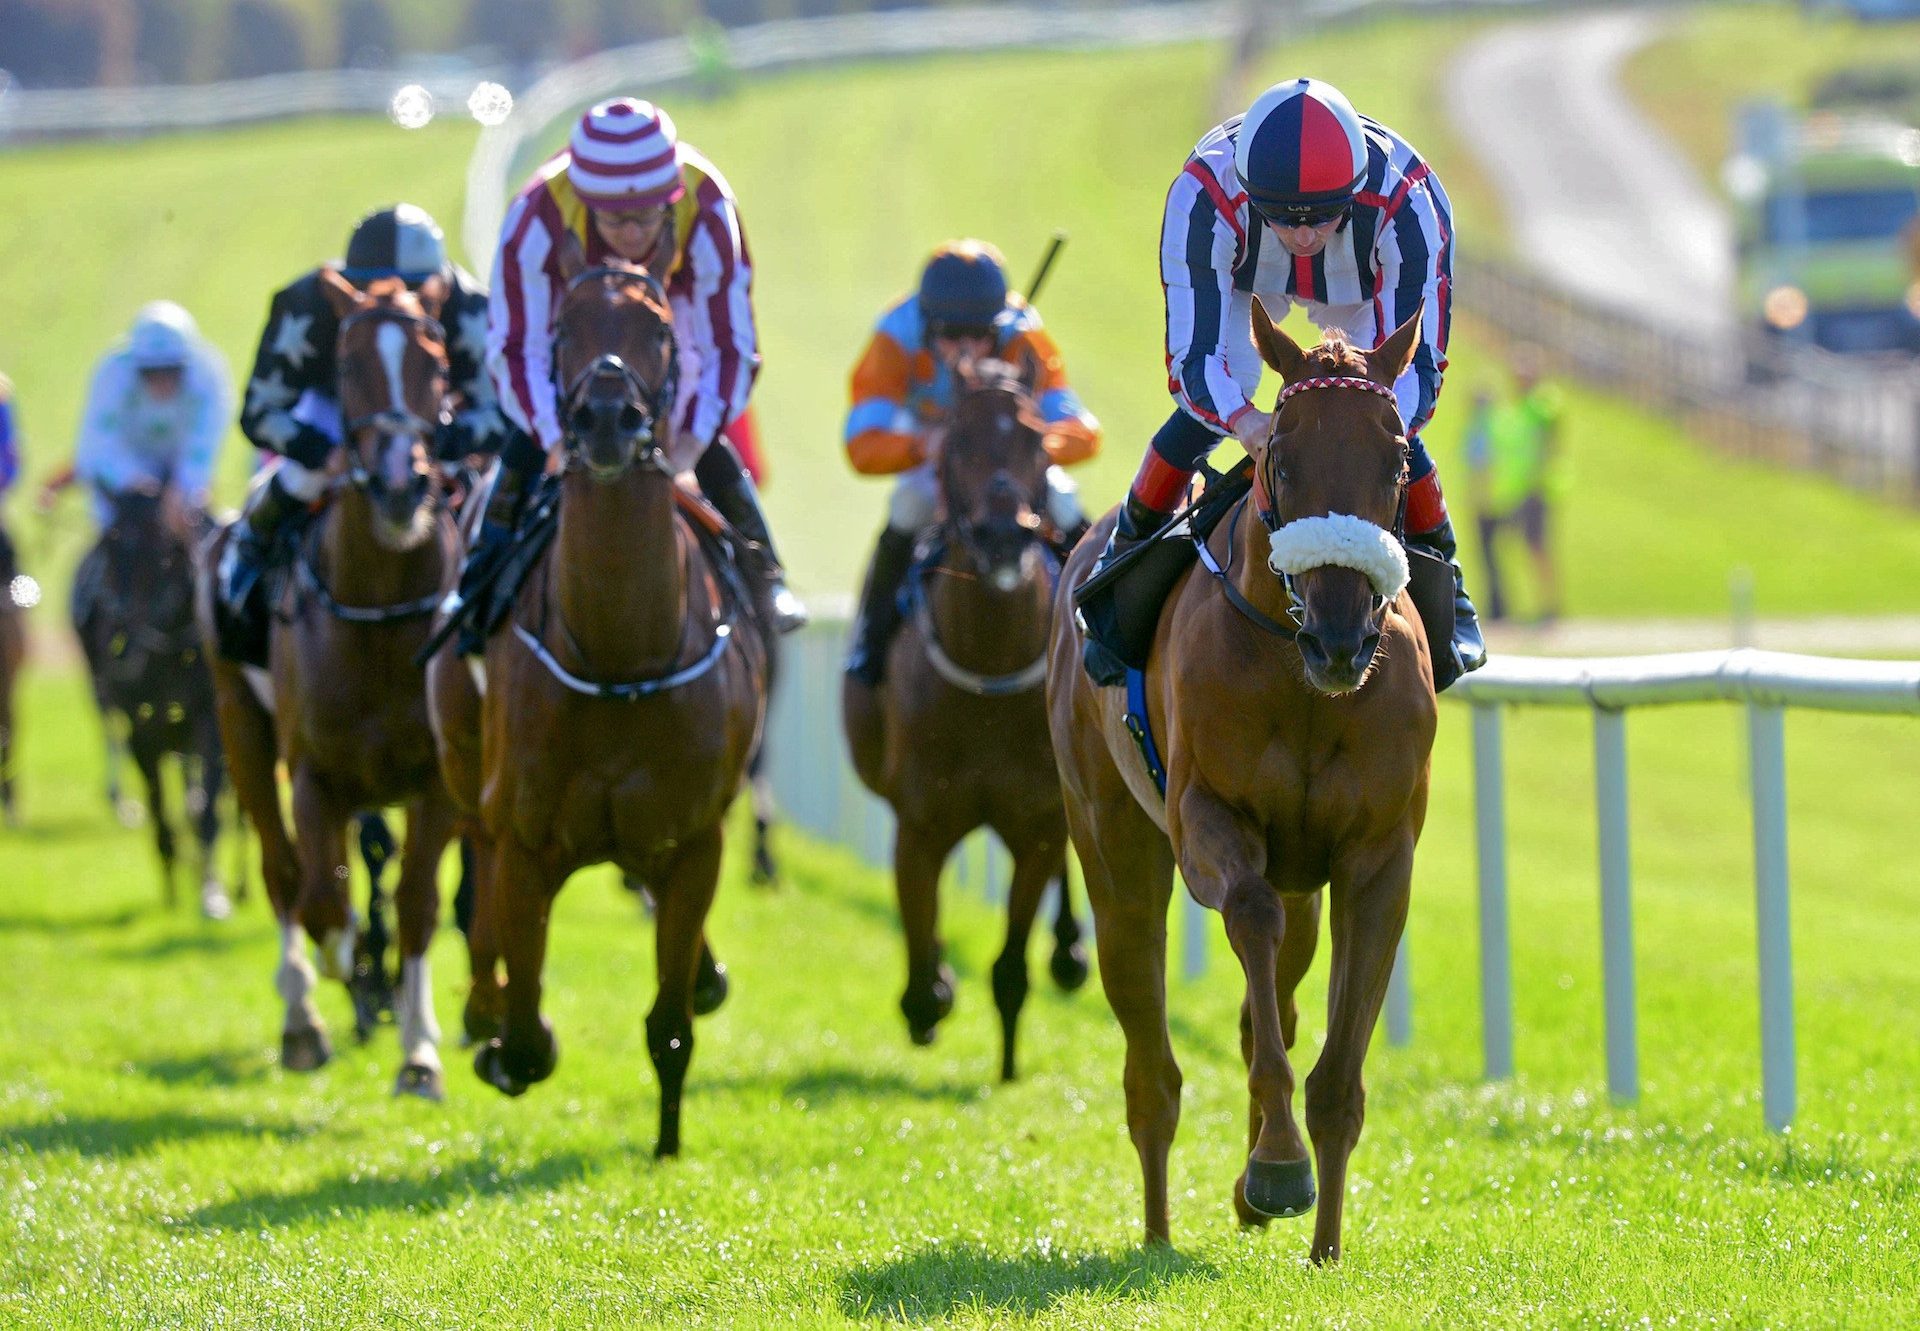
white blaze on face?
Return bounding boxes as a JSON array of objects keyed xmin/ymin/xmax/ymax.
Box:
[{"xmin": 373, "ymin": 321, "xmax": 418, "ymax": 488}]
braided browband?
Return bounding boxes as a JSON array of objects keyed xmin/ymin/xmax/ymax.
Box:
[{"xmin": 1274, "ymin": 375, "xmax": 1400, "ymax": 416}]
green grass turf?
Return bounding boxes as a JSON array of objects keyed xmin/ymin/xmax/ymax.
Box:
[
  {"xmin": 5, "ymin": 19, "xmax": 1920, "ymax": 619},
  {"xmin": 1625, "ymin": 1, "xmax": 1920, "ymax": 184},
  {"xmin": 1, "ymin": 657, "xmax": 1917, "ymax": 1325}
]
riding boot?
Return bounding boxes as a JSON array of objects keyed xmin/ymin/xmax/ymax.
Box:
[
  {"xmin": 454, "ymin": 449, "xmax": 538, "ymax": 656},
  {"xmin": 845, "ymin": 526, "xmax": 917, "ymax": 687},
  {"xmin": 218, "ymin": 471, "xmax": 306, "ymax": 612},
  {"xmin": 1408, "ymin": 515, "xmax": 1488, "ymax": 686},
  {"xmin": 701, "ymin": 458, "xmax": 808, "ymax": 634},
  {"xmin": 1076, "ymin": 493, "xmax": 1168, "ymax": 684}
]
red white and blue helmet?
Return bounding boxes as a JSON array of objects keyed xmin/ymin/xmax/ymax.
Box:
[{"xmin": 1234, "ymin": 78, "xmax": 1368, "ymax": 225}]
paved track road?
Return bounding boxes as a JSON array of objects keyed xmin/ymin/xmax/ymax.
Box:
[{"xmin": 1447, "ymin": 9, "xmax": 1735, "ymax": 336}]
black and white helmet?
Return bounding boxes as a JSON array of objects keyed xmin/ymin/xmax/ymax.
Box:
[{"xmin": 343, "ymin": 203, "xmax": 448, "ymax": 285}]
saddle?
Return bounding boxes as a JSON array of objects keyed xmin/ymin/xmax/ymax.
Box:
[{"xmin": 1073, "ymin": 457, "xmax": 1457, "ymax": 689}]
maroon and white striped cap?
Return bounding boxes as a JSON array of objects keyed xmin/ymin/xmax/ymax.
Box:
[{"xmin": 567, "ymin": 98, "xmax": 685, "ymax": 210}]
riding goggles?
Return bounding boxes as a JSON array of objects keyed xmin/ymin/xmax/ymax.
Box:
[
  {"xmin": 926, "ymin": 320, "xmax": 997, "ymax": 345},
  {"xmin": 1249, "ymin": 198, "xmax": 1353, "ymax": 230}
]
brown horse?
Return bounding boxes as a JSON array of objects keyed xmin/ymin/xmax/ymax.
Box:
[
  {"xmin": 427, "ymin": 257, "xmax": 767, "ymax": 1157},
  {"xmin": 198, "ymin": 273, "xmax": 461, "ymax": 1096},
  {"xmin": 844, "ymin": 362, "xmax": 1086, "ymax": 1077},
  {"xmin": 1048, "ymin": 302, "xmax": 1437, "ymax": 1262}
]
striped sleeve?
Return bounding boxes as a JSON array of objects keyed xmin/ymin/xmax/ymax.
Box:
[
  {"xmin": 844, "ymin": 327, "xmax": 920, "ymax": 475},
  {"xmin": 1160, "ymin": 160, "xmax": 1252, "ymax": 435},
  {"xmin": 1357, "ymin": 162, "xmax": 1452, "ymax": 437},
  {"xmin": 676, "ymin": 184, "xmax": 758, "ymax": 450},
  {"xmin": 487, "ymin": 191, "xmax": 564, "ymax": 452}
]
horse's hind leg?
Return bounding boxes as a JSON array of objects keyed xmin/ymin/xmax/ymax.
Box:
[
  {"xmin": 645, "ymin": 822, "xmax": 723, "ymax": 1158},
  {"xmin": 1236, "ymin": 890, "xmax": 1320, "ymax": 1227},
  {"xmin": 893, "ymin": 818, "xmax": 963, "ymax": 1046},
  {"xmin": 392, "ymin": 787, "xmax": 457, "ymax": 1101},
  {"xmin": 473, "ymin": 834, "xmax": 559, "ymax": 1096},
  {"xmin": 1049, "ymin": 860, "xmax": 1091, "ymax": 992},
  {"xmin": 1305, "ymin": 841, "xmax": 1413, "ymax": 1265},
  {"xmin": 194, "ymin": 735, "xmax": 232, "ymax": 920},
  {"xmin": 747, "ymin": 744, "xmax": 778, "ymax": 888},
  {"xmin": 1069, "ymin": 795, "xmax": 1181, "ymax": 1246},
  {"xmin": 990, "ymin": 832, "xmax": 1066, "ymax": 1082}
]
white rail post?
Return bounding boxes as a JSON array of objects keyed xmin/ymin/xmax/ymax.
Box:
[
  {"xmin": 1593, "ymin": 706, "xmax": 1639, "ymax": 1103},
  {"xmin": 1182, "ymin": 888, "xmax": 1209, "ymax": 981},
  {"xmin": 1747, "ymin": 701, "xmax": 1796, "ymax": 1131},
  {"xmin": 1385, "ymin": 934, "xmax": 1411, "ymax": 1047},
  {"xmin": 1471, "ymin": 702, "xmax": 1513, "ymax": 1079}
]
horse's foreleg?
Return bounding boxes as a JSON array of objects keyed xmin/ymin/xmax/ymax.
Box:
[
  {"xmin": 133, "ymin": 740, "xmax": 177, "ymax": 908},
  {"xmin": 747, "ymin": 746, "xmax": 778, "ymax": 888},
  {"xmin": 1236, "ymin": 889, "xmax": 1321, "ymax": 1226},
  {"xmin": 194, "ymin": 736, "xmax": 232, "ymax": 919},
  {"xmin": 391, "ymin": 787, "xmax": 457, "ymax": 1101},
  {"xmin": 473, "ymin": 835, "xmax": 558, "ymax": 1097},
  {"xmin": 990, "ymin": 833, "xmax": 1065, "ymax": 1082},
  {"xmin": 289, "ymin": 766, "xmax": 354, "ymax": 981},
  {"xmin": 893, "ymin": 819, "xmax": 962, "ymax": 1046},
  {"xmin": 646, "ymin": 822, "xmax": 723, "ymax": 1159},
  {"xmin": 1306, "ymin": 839, "xmax": 1413, "ymax": 1265},
  {"xmin": 457, "ymin": 833, "xmax": 504, "ymax": 1045},
  {"xmin": 1176, "ymin": 789, "xmax": 1313, "ymax": 1224}
]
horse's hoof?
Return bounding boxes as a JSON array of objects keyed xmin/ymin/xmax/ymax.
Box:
[
  {"xmin": 1049, "ymin": 940, "xmax": 1091, "ymax": 992},
  {"xmin": 1243, "ymin": 1155, "xmax": 1317, "ymax": 1219},
  {"xmin": 393, "ymin": 1063, "xmax": 446, "ymax": 1102},
  {"xmin": 749, "ymin": 844, "xmax": 778, "ymax": 888},
  {"xmin": 200, "ymin": 884, "xmax": 233, "ymax": 922},
  {"xmin": 692, "ymin": 960, "xmax": 730, "ymax": 1017},
  {"xmin": 473, "ymin": 1041, "xmax": 530, "ymax": 1098},
  {"xmin": 281, "ymin": 1026, "xmax": 332, "ymax": 1073},
  {"xmin": 907, "ymin": 1022, "xmax": 939, "ymax": 1047},
  {"xmin": 1232, "ymin": 1173, "xmax": 1272, "ymax": 1228}
]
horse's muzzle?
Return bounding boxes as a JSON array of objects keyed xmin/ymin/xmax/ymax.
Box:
[{"xmin": 571, "ymin": 397, "xmax": 649, "ymax": 479}]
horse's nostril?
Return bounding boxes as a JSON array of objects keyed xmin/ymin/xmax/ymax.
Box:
[
  {"xmin": 618, "ymin": 404, "xmax": 644, "ymax": 434},
  {"xmin": 571, "ymin": 404, "xmax": 596, "ymax": 435}
]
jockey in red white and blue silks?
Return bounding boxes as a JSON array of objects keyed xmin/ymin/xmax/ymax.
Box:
[
  {"xmin": 1083, "ymin": 77, "xmax": 1485, "ymax": 686},
  {"xmin": 475, "ymin": 96, "xmax": 804, "ymax": 637}
]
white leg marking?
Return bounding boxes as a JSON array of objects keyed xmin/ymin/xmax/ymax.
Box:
[
  {"xmin": 396, "ymin": 954, "xmax": 443, "ymax": 1072},
  {"xmin": 276, "ymin": 920, "xmax": 321, "ymax": 1030}
]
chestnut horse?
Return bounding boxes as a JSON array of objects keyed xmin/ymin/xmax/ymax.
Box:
[
  {"xmin": 198, "ymin": 273, "xmax": 461, "ymax": 1096},
  {"xmin": 844, "ymin": 362, "xmax": 1087, "ymax": 1077},
  {"xmin": 1049, "ymin": 302, "xmax": 1437, "ymax": 1262},
  {"xmin": 427, "ymin": 258, "xmax": 766, "ymax": 1157}
]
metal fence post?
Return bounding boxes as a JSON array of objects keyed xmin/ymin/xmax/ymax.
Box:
[
  {"xmin": 1182, "ymin": 888, "xmax": 1209, "ymax": 981},
  {"xmin": 1471, "ymin": 702, "xmax": 1513, "ymax": 1080},
  {"xmin": 1385, "ymin": 934, "xmax": 1411, "ymax": 1047},
  {"xmin": 1748, "ymin": 702, "xmax": 1797, "ymax": 1131},
  {"xmin": 1593, "ymin": 707, "xmax": 1639, "ymax": 1104}
]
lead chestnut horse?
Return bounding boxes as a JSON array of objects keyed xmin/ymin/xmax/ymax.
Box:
[
  {"xmin": 1049, "ymin": 302, "xmax": 1437, "ymax": 1262},
  {"xmin": 198, "ymin": 273, "xmax": 462, "ymax": 1096},
  {"xmin": 843, "ymin": 361, "xmax": 1087, "ymax": 1077},
  {"xmin": 427, "ymin": 256, "xmax": 766, "ymax": 1157}
]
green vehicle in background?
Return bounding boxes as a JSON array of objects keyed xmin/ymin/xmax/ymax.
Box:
[{"xmin": 1727, "ymin": 102, "xmax": 1920, "ymax": 356}]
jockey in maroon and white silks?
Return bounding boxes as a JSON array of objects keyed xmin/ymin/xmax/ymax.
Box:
[
  {"xmin": 1081, "ymin": 77, "xmax": 1484, "ymax": 688},
  {"xmin": 463, "ymin": 97, "xmax": 803, "ymax": 645}
]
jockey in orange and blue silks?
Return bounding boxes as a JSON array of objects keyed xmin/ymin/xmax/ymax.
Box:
[
  {"xmin": 472, "ymin": 96, "xmax": 805, "ymax": 640},
  {"xmin": 842, "ymin": 241, "xmax": 1102, "ymax": 685},
  {"xmin": 1081, "ymin": 77, "xmax": 1485, "ymax": 687}
]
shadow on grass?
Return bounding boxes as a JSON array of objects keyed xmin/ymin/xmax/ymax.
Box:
[
  {"xmin": 702, "ymin": 1062, "xmax": 984, "ymax": 1105},
  {"xmin": 0, "ymin": 904, "xmax": 144, "ymax": 934},
  {"xmin": 1, "ymin": 1110, "xmax": 306, "ymax": 1158},
  {"xmin": 135, "ymin": 1046, "xmax": 270, "ymax": 1087},
  {"xmin": 189, "ymin": 1151, "xmax": 592, "ymax": 1229},
  {"xmin": 104, "ymin": 925, "xmax": 254, "ymax": 961},
  {"xmin": 839, "ymin": 1243, "xmax": 1213, "ymax": 1322}
]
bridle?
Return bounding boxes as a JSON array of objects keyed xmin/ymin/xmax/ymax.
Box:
[
  {"xmin": 934, "ymin": 383, "xmax": 1052, "ymax": 570},
  {"xmin": 336, "ymin": 304, "xmax": 450, "ymax": 482},
  {"xmin": 1244, "ymin": 374, "xmax": 1411, "ymax": 632},
  {"xmin": 552, "ymin": 265, "xmax": 679, "ymax": 474}
]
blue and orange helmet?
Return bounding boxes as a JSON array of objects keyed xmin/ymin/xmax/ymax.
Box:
[{"xmin": 1235, "ymin": 79, "xmax": 1369, "ymax": 228}]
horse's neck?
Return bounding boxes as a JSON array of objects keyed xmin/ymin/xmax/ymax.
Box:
[
  {"xmin": 317, "ymin": 491, "xmax": 445, "ymax": 604},
  {"xmin": 927, "ymin": 545, "xmax": 1051, "ymax": 673},
  {"xmin": 548, "ymin": 468, "xmax": 687, "ymax": 673}
]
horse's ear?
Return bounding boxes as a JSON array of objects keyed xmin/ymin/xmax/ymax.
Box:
[
  {"xmin": 415, "ymin": 273, "xmax": 449, "ymax": 321},
  {"xmin": 555, "ymin": 229, "xmax": 587, "ymax": 285},
  {"xmin": 1250, "ymin": 296, "xmax": 1311, "ymax": 384},
  {"xmin": 1369, "ymin": 303, "xmax": 1423, "ymax": 387},
  {"xmin": 317, "ymin": 266, "xmax": 364, "ymax": 320}
]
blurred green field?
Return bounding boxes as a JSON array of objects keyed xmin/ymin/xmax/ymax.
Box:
[
  {"xmin": 1, "ymin": 659, "xmax": 1916, "ymax": 1325},
  {"xmin": 4, "ymin": 14, "xmax": 1920, "ymax": 617}
]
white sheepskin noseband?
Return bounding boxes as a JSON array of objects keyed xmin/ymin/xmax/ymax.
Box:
[{"xmin": 1266, "ymin": 514, "xmax": 1410, "ymax": 600}]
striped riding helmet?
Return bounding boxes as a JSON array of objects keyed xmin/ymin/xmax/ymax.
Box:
[
  {"xmin": 1234, "ymin": 79, "xmax": 1368, "ymax": 226},
  {"xmin": 568, "ymin": 98, "xmax": 686, "ymax": 211}
]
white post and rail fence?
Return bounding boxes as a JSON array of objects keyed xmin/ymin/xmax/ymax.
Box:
[{"xmin": 764, "ymin": 616, "xmax": 1920, "ymax": 1135}]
